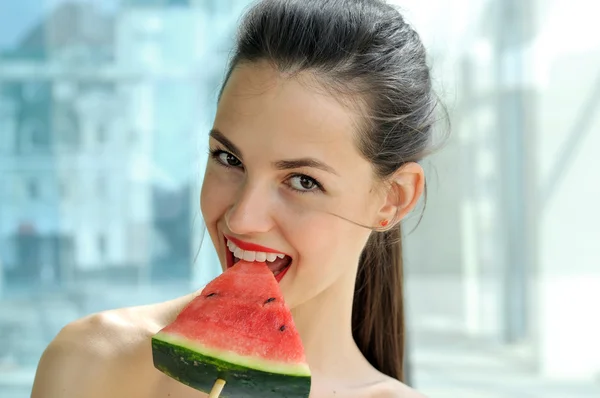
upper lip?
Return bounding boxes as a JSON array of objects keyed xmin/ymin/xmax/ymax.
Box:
[{"xmin": 224, "ymin": 235, "xmax": 286, "ymax": 255}]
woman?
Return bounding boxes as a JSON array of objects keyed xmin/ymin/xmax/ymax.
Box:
[{"xmin": 31, "ymin": 0, "xmax": 441, "ymax": 397}]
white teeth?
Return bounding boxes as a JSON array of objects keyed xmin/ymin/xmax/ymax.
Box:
[
  {"xmin": 234, "ymin": 247, "xmax": 244, "ymax": 260},
  {"xmin": 242, "ymin": 251, "xmax": 256, "ymax": 262},
  {"xmin": 227, "ymin": 239, "xmax": 286, "ymax": 264}
]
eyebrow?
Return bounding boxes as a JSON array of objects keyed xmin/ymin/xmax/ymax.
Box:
[
  {"xmin": 273, "ymin": 158, "xmax": 338, "ymax": 175},
  {"xmin": 209, "ymin": 128, "xmax": 339, "ymax": 176},
  {"xmin": 210, "ymin": 129, "xmax": 243, "ymax": 159}
]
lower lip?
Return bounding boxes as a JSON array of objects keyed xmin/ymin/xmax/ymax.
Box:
[{"xmin": 224, "ymin": 237, "xmax": 290, "ymax": 283}]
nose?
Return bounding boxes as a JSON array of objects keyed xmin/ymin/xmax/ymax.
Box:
[{"xmin": 225, "ymin": 181, "xmax": 275, "ymax": 235}]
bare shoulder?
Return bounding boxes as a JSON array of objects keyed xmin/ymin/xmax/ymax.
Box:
[
  {"xmin": 31, "ymin": 292, "xmax": 198, "ymax": 398},
  {"xmin": 373, "ymin": 377, "xmax": 429, "ymax": 398}
]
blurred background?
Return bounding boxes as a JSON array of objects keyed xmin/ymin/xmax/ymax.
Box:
[{"xmin": 0, "ymin": 0, "xmax": 598, "ymax": 397}]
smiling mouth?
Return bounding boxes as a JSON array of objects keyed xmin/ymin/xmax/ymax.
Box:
[{"xmin": 224, "ymin": 237, "xmax": 292, "ymax": 282}]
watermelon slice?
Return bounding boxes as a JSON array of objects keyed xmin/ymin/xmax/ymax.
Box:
[{"xmin": 151, "ymin": 260, "xmax": 311, "ymax": 397}]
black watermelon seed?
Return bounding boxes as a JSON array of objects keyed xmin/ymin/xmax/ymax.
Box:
[
  {"xmin": 264, "ymin": 297, "xmax": 276, "ymax": 304},
  {"xmin": 206, "ymin": 293, "xmax": 217, "ymax": 298},
  {"xmin": 279, "ymin": 325, "xmax": 286, "ymax": 332}
]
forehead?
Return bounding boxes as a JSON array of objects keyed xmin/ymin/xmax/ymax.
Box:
[{"xmin": 213, "ymin": 62, "xmax": 365, "ymax": 163}]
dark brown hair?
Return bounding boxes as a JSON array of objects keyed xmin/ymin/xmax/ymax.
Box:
[{"xmin": 219, "ymin": 0, "xmax": 440, "ymax": 382}]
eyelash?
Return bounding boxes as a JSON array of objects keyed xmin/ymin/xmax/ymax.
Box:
[{"xmin": 208, "ymin": 148, "xmax": 325, "ymax": 194}]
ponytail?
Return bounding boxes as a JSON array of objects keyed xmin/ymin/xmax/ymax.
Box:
[{"xmin": 352, "ymin": 225, "xmax": 405, "ymax": 381}]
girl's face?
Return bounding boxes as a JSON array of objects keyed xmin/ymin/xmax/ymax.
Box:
[{"xmin": 200, "ymin": 61, "xmax": 388, "ymax": 308}]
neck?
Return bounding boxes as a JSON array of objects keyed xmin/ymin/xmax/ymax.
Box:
[{"xmin": 290, "ymin": 269, "xmax": 370, "ymax": 382}]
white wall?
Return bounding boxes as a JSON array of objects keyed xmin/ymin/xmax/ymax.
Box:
[
  {"xmin": 534, "ymin": 48, "xmax": 600, "ymax": 381},
  {"xmin": 403, "ymin": 0, "xmax": 600, "ymax": 381}
]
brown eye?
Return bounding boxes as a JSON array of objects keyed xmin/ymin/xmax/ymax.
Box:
[
  {"xmin": 289, "ymin": 175, "xmax": 319, "ymax": 191},
  {"xmin": 299, "ymin": 176, "xmax": 315, "ymax": 190},
  {"xmin": 218, "ymin": 151, "xmax": 242, "ymax": 167}
]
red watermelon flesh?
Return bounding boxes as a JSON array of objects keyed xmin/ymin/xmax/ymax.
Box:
[{"xmin": 151, "ymin": 260, "xmax": 311, "ymax": 397}]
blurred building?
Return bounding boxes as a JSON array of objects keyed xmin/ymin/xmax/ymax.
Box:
[
  {"xmin": 0, "ymin": 9, "xmax": 105, "ymax": 375},
  {"xmin": 0, "ymin": 0, "xmax": 239, "ymax": 289}
]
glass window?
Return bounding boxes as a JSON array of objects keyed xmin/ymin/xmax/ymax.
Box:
[
  {"xmin": 97, "ymin": 123, "xmax": 107, "ymax": 144},
  {"xmin": 98, "ymin": 234, "xmax": 107, "ymax": 260},
  {"xmin": 27, "ymin": 178, "xmax": 39, "ymax": 200}
]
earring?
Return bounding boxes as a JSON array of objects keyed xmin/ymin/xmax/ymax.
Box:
[{"xmin": 379, "ymin": 219, "xmax": 389, "ymax": 228}]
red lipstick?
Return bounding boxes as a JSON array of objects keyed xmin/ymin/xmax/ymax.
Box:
[{"xmin": 224, "ymin": 235, "xmax": 284, "ymax": 254}]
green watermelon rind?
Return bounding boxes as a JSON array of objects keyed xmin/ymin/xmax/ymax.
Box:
[
  {"xmin": 152, "ymin": 331, "xmax": 311, "ymax": 377},
  {"xmin": 152, "ymin": 333, "xmax": 311, "ymax": 397}
]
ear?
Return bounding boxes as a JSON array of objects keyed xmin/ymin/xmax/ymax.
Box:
[{"xmin": 376, "ymin": 162, "xmax": 425, "ymax": 227}]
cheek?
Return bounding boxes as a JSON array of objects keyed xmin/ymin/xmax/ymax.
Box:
[
  {"xmin": 200, "ymin": 167, "xmax": 237, "ymax": 222},
  {"xmin": 294, "ymin": 222, "xmax": 332, "ymax": 256},
  {"xmin": 286, "ymin": 215, "xmax": 365, "ymax": 272},
  {"xmin": 282, "ymin": 193, "xmax": 373, "ymax": 260}
]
